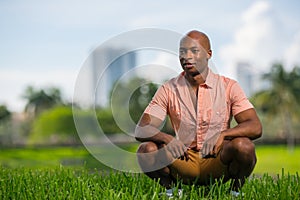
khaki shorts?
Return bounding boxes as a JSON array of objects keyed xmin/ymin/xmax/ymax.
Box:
[{"xmin": 169, "ymin": 149, "xmax": 228, "ymax": 185}]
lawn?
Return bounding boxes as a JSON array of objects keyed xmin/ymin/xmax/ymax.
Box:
[
  {"xmin": 0, "ymin": 145, "xmax": 299, "ymax": 199},
  {"xmin": 0, "ymin": 166, "xmax": 299, "ymax": 199},
  {"xmin": 254, "ymin": 145, "xmax": 300, "ymax": 175},
  {"xmin": 0, "ymin": 144, "xmax": 299, "ymax": 175}
]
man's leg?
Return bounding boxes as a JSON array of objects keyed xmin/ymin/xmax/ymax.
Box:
[
  {"xmin": 220, "ymin": 137, "xmax": 257, "ymax": 191},
  {"xmin": 137, "ymin": 141, "xmax": 175, "ymax": 188}
]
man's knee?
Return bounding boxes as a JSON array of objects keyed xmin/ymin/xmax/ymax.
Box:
[
  {"xmin": 137, "ymin": 142, "xmax": 158, "ymax": 153},
  {"xmin": 232, "ymin": 137, "xmax": 255, "ymax": 155},
  {"xmin": 222, "ymin": 137, "xmax": 256, "ymax": 164},
  {"xmin": 231, "ymin": 137, "xmax": 256, "ymax": 164}
]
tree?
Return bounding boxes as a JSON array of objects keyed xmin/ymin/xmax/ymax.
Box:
[
  {"xmin": 96, "ymin": 109, "xmax": 123, "ymax": 134},
  {"xmin": 29, "ymin": 106, "xmax": 80, "ymax": 145},
  {"xmin": 0, "ymin": 105, "xmax": 12, "ymax": 146},
  {"xmin": 22, "ymin": 86, "xmax": 63, "ymax": 116},
  {"xmin": 0, "ymin": 105, "xmax": 11, "ymax": 123},
  {"xmin": 109, "ymin": 77, "xmax": 159, "ymax": 134},
  {"xmin": 129, "ymin": 80, "xmax": 158, "ymax": 123},
  {"xmin": 252, "ymin": 63, "xmax": 300, "ymax": 148}
]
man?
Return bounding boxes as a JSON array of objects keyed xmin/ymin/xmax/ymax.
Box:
[{"xmin": 135, "ymin": 30, "xmax": 262, "ymax": 197}]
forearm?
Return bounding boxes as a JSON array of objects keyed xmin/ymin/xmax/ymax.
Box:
[
  {"xmin": 135, "ymin": 124, "xmax": 173, "ymax": 144},
  {"xmin": 222, "ymin": 118, "xmax": 262, "ymax": 140}
]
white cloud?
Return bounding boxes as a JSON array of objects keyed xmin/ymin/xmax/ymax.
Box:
[
  {"xmin": 242, "ymin": 1, "xmax": 270, "ymax": 22},
  {"xmin": 219, "ymin": 1, "xmax": 286, "ymax": 78},
  {"xmin": 284, "ymin": 31, "xmax": 300, "ymax": 69},
  {"xmin": 136, "ymin": 50, "xmax": 182, "ymax": 83},
  {"xmin": 0, "ymin": 1, "xmax": 130, "ymax": 28},
  {"xmin": 0, "ymin": 68, "xmax": 79, "ymax": 112},
  {"xmin": 1, "ymin": 0, "xmax": 300, "ymax": 112}
]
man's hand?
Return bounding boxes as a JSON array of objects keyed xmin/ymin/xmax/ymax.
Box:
[
  {"xmin": 135, "ymin": 113, "xmax": 189, "ymax": 161},
  {"xmin": 166, "ymin": 138, "xmax": 189, "ymax": 161},
  {"xmin": 202, "ymin": 133, "xmax": 223, "ymax": 158},
  {"xmin": 211, "ymin": 133, "xmax": 224, "ymax": 155}
]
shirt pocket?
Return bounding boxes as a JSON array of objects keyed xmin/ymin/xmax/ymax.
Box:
[
  {"xmin": 209, "ymin": 107, "xmax": 227, "ymax": 131},
  {"xmin": 168, "ymin": 105, "xmax": 181, "ymax": 131},
  {"xmin": 169, "ymin": 105, "xmax": 195, "ymax": 133}
]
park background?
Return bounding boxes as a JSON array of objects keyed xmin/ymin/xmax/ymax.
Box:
[{"xmin": 0, "ymin": 0, "xmax": 300, "ymax": 180}]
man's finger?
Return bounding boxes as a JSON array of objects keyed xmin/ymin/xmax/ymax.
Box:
[
  {"xmin": 173, "ymin": 147, "xmax": 181, "ymax": 158},
  {"xmin": 202, "ymin": 143, "xmax": 207, "ymax": 155},
  {"xmin": 184, "ymin": 151, "xmax": 189, "ymax": 161},
  {"xmin": 204, "ymin": 143, "xmax": 211, "ymax": 156}
]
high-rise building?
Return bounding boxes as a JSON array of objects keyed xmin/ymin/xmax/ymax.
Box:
[
  {"xmin": 236, "ymin": 62, "xmax": 254, "ymax": 97},
  {"xmin": 91, "ymin": 47, "xmax": 136, "ymax": 107},
  {"xmin": 236, "ymin": 62, "xmax": 269, "ymax": 98}
]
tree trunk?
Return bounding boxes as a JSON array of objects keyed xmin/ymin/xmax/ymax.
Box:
[{"xmin": 283, "ymin": 110, "xmax": 294, "ymax": 152}]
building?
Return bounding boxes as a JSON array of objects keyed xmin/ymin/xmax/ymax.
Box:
[
  {"xmin": 236, "ymin": 62, "xmax": 254, "ymax": 97},
  {"xmin": 236, "ymin": 62, "xmax": 270, "ymax": 98},
  {"xmin": 91, "ymin": 47, "xmax": 137, "ymax": 107}
]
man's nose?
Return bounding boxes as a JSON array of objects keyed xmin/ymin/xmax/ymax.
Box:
[{"xmin": 182, "ymin": 50, "xmax": 193, "ymax": 60}]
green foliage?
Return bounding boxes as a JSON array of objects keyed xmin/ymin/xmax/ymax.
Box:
[
  {"xmin": 251, "ymin": 63, "xmax": 300, "ymax": 143},
  {"xmin": 109, "ymin": 77, "xmax": 174, "ymax": 134},
  {"xmin": 110, "ymin": 77, "xmax": 159, "ymax": 133},
  {"xmin": 22, "ymin": 86, "xmax": 63, "ymax": 116},
  {"xmin": 0, "ymin": 105, "xmax": 12, "ymax": 146},
  {"xmin": 29, "ymin": 106, "xmax": 80, "ymax": 145},
  {"xmin": 29, "ymin": 106, "xmax": 126, "ymax": 145},
  {"xmin": 96, "ymin": 109, "xmax": 122, "ymax": 134},
  {"xmin": 128, "ymin": 80, "xmax": 159, "ymax": 123},
  {"xmin": 0, "ymin": 166, "xmax": 299, "ymax": 199},
  {"xmin": 252, "ymin": 64, "xmax": 300, "ymax": 116},
  {"xmin": 0, "ymin": 105, "xmax": 10, "ymax": 122}
]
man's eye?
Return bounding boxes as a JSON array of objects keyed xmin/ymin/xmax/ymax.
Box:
[{"xmin": 192, "ymin": 49, "xmax": 199, "ymax": 53}]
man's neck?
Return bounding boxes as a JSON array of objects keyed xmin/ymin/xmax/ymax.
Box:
[{"xmin": 185, "ymin": 67, "xmax": 209, "ymax": 88}]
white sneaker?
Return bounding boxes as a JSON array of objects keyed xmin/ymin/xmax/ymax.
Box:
[
  {"xmin": 230, "ymin": 190, "xmax": 244, "ymax": 197},
  {"xmin": 164, "ymin": 188, "xmax": 183, "ymax": 198}
]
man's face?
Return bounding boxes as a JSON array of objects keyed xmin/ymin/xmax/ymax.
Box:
[{"xmin": 179, "ymin": 37, "xmax": 211, "ymax": 77}]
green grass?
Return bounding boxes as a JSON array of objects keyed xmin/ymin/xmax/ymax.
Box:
[
  {"xmin": 254, "ymin": 145, "xmax": 300, "ymax": 175},
  {"xmin": 0, "ymin": 145, "xmax": 299, "ymax": 199},
  {"xmin": 0, "ymin": 144, "xmax": 139, "ymax": 170},
  {"xmin": 0, "ymin": 146, "xmax": 101, "ymax": 169},
  {"xmin": 0, "ymin": 166, "xmax": 299, "ymax": 199},
  {"xmin": 0, "ymin": 145, "xmax": 299, "ymax": 175}
]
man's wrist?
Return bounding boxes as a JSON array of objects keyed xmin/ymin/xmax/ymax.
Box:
[
  {"xmin": 162, "ymin": 133, "xmax": 174, "ymax": 144},
  {"xmin": 220, "ymin": 131, "xmax": 228, "ymax": 140}
]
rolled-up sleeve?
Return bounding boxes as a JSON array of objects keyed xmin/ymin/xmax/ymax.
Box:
[
  {"xmin": 144, "ymin": 85, "xmax": 169, "ymax": 121},
  {"xmin": 230, "ymin": 81, "xmax": 254, "ymax": 116}
]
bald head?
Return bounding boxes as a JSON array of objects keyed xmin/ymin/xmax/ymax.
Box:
[{"xmin": 181, "ymin": 30, "xmax": 211, "ymax": 53}]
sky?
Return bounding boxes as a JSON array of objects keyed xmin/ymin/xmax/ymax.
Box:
[{"xmin": 1, "ymin": 0, "xmax": 300, "ymax": 112}]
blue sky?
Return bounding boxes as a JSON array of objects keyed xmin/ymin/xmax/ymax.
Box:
[{"xmin": 1, "ymin": 0, "xmax": 300, "ymax": 112}]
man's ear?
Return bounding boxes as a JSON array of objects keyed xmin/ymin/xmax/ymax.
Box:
[{"xmin": 207, "ymin": 50, "xmax": 212, "ymax": 59}]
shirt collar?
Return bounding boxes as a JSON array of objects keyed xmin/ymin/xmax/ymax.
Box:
[
  {"xmin": 202, "ymin": 69, "xmax": 216, "ymax": 89},
  {"xmin": 178, "ymin": 68, "xmax": 217, "ymax": 89}
]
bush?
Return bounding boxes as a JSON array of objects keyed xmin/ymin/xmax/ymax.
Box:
[
  {"xmin": 28, "ymin": 106, "xmax": 125, "ymax": 146},
  {"xmin": 29, "ymin": 106, "xmax": 80, "ymax": 145},
  {"xmin": 96, "ymin": 109, "xmax": 122, "ymax": 134}
]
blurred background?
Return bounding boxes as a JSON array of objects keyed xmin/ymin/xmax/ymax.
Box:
[{"xmin": 0, "ymin": 0, "xmax": 299, "ymax": 173}]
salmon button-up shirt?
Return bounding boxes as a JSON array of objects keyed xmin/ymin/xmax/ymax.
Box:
[{"xmin": 144, "ymin": 69, "xmax": 253, "ymax": 151}]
